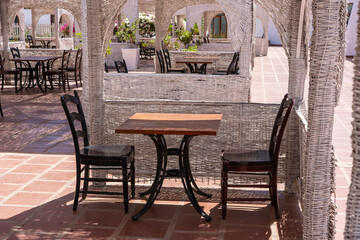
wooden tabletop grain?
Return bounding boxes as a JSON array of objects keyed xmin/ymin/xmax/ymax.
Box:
[{"xmin": 115, "ymin": 113, "xmax": 223, "ymax": 135}]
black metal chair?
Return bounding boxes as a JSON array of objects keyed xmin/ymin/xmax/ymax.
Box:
[
  {"xmin": 44, "ymin": 49, "xmax": 71, "ymax": 91},
  {"xmin": 10, "ymin": 47, "xmax": 36, "ymax": 88},
  {"xmin": 156, "ymin": 50, "xmax": 166, "ymax": 73},
  {"xmin": 0, "ymin": 54, "xmax": 21, "ymax": 92},
  {"xmin": 221, "ymin": 94, "xmax": 294, "ymax": 219},
  {"xmin": 61, "ymin": 49, "xmax": 83, "ymax": 88},
  {"xmin": 213, "ymin": 52, "xmax": 239, "ymax": 75},
  {"xmin": 26, "ymin": 35, "xmax": 42, "ymax": 48},
  {"xmin": 162, "ymin": 49, "xmax": 186, "ymax": 73},
  {"xmin": 61, "ymin": 90, "xmax": 135, "ymax": 213},
  {"xmin": 115, "ymin": 60, "xmax": 128, "ymax": 73}
]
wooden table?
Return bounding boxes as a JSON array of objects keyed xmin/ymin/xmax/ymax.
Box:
[
  {"xmin": 10, "ymin": 56, "xmax": 61, "ymax": 92},
  {"xmin": 116, "ymin": 113, "xmax": 223, "ymax": 221},
  {"xmin": 175, "ymin": 57, "xmax": 218, "ymax": 74}
]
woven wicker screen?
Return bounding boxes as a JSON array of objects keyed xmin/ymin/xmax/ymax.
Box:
[{"xmin": 344, "ymin": 1, "xmax": 360, "ymax": 238}]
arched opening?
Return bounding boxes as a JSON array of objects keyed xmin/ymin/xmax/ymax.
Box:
[
  {"xmin": 255, "ymin": 18, "xmax": 264, "ymax": 38},
  {"xmin": 10, "ymin": 15, "xmax": 20, "ymax": 40},
  {"xmin": 36, "ymin": 14, "xmax": 53, "ymax": 37},
  {"xmin": 210, "ymin": 13, "xmax": 227, "ymax": 38}
]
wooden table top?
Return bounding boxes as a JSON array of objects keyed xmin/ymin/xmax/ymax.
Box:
[
  {"xmin": 175, "ymin": 57, "xmax": 218, "ymax": 64},
  {"xmin": 115, "ymin": 113, "xmax": 223, "ymax": 135},
  {"xmin": 10, "ymin": 56, "xmax": 61, "ymax": 62}
]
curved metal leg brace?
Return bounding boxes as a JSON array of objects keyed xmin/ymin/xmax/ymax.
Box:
[
  {"xmin": 179, "ymin": 135, "xmax": 211, "ymax": 221},
  {"xmin": 132, "ymin": 134, "xmax": 167, "ymax": 220}
]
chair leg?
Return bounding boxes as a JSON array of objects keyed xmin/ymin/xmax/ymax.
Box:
[
  {"xmin": 74, "ymin": 71, "xmax": 78, "ymax": 88},
  {"xmin": 1, "ymin": 73, "xmax": 4, "ymax": 90},
  {"xmin": 73, "ymin": 167, "xmax": 81, "ymax": 211},
  {"xmin": 272, "ymin": 172, "xmax": 280, "ymax": 219},
  {"xmin": 122, "ymin": 162, "xmax": 129, "ymax": 213},
  {"xmin": 82, "ymin": 165, "xmax": 89, "ymax": 200},
  {"xmin": 0, "ymin": 98, "xmax": 3, "ymax": 117},
  {"xmin": 131, "ymin": 160, "xmax": 135, "ymax": 198},
  {"xmin": 221, "ymin": 160, "xmax": 229, "ymax": 219}
]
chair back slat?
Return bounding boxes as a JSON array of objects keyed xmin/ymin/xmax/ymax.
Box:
[
  {"xmin": 0, "ymin": 54, "xmax": 4, "ymax": 72},
  {"xmin": 61, "ymin": 90, "xmax": 90, "ymax": 157},
  {"xmin": 269, "ymin": 94, "xmax": 294, "ymax": 166},
  {"xmin": 156, "ymin": 50, "xmax": 165, "ymax": 73},
  {"xmin": 61, "ymin": 50, "xmax": 71, "ymax": 72},
  {"xmin": 115, "ymin": 60, "xmax": 128, "ymax": 73},
  {"xmin": 75, "ymin": 49, "xmax": 83, "ymax": 74},
  {"xmin": 162, "ymin": 49, "xmax": 172, "ymax": 70}
]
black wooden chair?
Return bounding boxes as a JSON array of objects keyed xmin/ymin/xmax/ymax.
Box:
[
  {"xmin": 26, "ymin": 35, "xmax": 42, "ymax": 48},
  {"xmin": 115, "ymin": 59, "xmax": 128, "ymax": 73},
  {"xmin": 61, "ymin": 90, "xmax": 135, "ymax": 213},
  {"xmin": 156, "ymin": 50, "xmax": 166, "ymax": 73},
  {"xmin": 61, "ymin": 49, "xmax": 83, "ymax": 88},
  {"xmin": 104, "ymin": 63, "xmax": 109, "ymax": 73},
  {"xmin": 0, "ymin": 98, "xmax": 3, "ymax": 117},
  {"xmin": 44, "ymin": 49, "xmax": 71, "ymax": 91},
  {"xmin": 0, "ymin": 54, "xmax": 21, "ymax": 92},
  {"xmin": 162, "ymin": 49, "xmax": 186, "ymax": 73},
  {"xmin": 213, "ymin": 52, "xmax": 239, "ymax": 75},
  {"xmin": 221, "ymin": 94, "xmax": 294, "ymax": 219}
]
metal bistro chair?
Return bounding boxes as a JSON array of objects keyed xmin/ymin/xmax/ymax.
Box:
[
  {"xmin": 221, "ymin": 94, "xmax": 294, "ymax": 219},
  {"xmin": 0, "ymin": 54, "xmax": 21, "ymax": 92},
  {"xmin": 162, "ymin": 49, "xmax": 187, "ymax": 73},
  {"xmin": 213, "ymin": 52, "xmax": 239, "ymax": 75},
  {"xmin": 61, "ymin": 90, "xmax": 135, "ymax": 213},
  {"xmin": 44, "ymin": 49, "xmax": 71, "ymax": 91},
  {"xmin": 10, "ymin": 47, "xmax": 36, "ymax": 88},
  {"xmin": 61, "ymin": 49, "xmax": 83, "ymax": 88},
  {"xmin": 115, "ymin": 59, "xmax": 128, "ymax": 73},
  {"xmin": 26, "ymin": 35, "xmax": 42, "ymax": 48},
  {"xmin": 156, "ymin": 50, "xmax": 166, "ymax": 73}
]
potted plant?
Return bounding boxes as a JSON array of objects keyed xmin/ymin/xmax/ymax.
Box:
[{"xmin": 116, "ymin": 20, "xmax": 140, "ymax": 70}]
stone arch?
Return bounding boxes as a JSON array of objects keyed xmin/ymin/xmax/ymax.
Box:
[{"xmin": 204, "ymin": 10, "xmax": 223, "ymax": 36}]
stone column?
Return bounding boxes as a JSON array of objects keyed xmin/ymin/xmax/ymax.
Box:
[
  {"xmin": 19, "ymin": 9, "xmax": 25, "ymax": 41},
  {"xmin": 54, "ymin": 8, "xmax": 60, "ymax": 49},
  {"xmin": 31, "ymin": 8, "xmax": 36, "ymax": 38},
  {"xmin": 1, "ymin": 0, "xmax": 10, "ymax": 67},
  {"xmin": 176, "ymin": 15, "xmax": 181, "ymax": 30},
  {"xmin": 172, "ymin": 16, "xmax": 175, "ymax": 36},
  {"xmin": 81, "ymin": 0, "xmax": 105, "ymax": 144},
  {"xmin": 122, "ymin": 0, "xmax": 139, "ymax": 43}
]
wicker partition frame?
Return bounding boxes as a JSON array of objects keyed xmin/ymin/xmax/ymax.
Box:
[
  {"xmin": 345, "ymin": 2, "xmax": 360, "ymax": 238},
  {"xmin": 103, "ymin": 100, "xmax": 286, "ymax": 183}
]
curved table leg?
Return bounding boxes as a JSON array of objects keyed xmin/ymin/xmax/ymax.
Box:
[
  {"xmin": 179, "ymin": 135, "xmax": 212, "ymax": 221},
  {"xmin": 132, "ymin": 134, "xmax": 167, "ymax": 220}
]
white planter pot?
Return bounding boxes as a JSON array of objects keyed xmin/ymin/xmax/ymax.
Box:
[{"xmin": 121, "ymin": 48, "xmax": 140, "ymax": 71}]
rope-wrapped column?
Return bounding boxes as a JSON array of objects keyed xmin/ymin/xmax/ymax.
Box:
[
  {"xmin": 81, "ymin": 0, "xmax": 105, "ymax": 145},
  {"xmin": 344, "ymin": 2, "xmax": 360, "ymax": 238},
  {"xmin": 284, "ymin": 0, "xmax": 307, "ymax": 193},
  {"xmin": 303, "ymin": 0, "xmax": 346, "ymax": 237}
]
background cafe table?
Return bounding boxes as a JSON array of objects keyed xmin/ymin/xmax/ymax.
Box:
[
  {"xmin": 115, "ymin": 113, "xmax": 223, "ymax": 221},
  {"xmin": 175, "ymin": 57, "xmax": 218, "ymax": 74},
  {"xmin": 10, "ymin": 56, "xmax": 61, "ymax": 92},
  {"xmin": 35, "ymin": 37, "xmax": 55, "ymax": 48}
]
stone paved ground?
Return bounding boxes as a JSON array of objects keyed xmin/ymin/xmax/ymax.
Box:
[{"xmin": 0, "ymin": 47, "xmax": 353, "ymax": 239}]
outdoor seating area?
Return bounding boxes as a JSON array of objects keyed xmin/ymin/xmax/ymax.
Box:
[{"xmin": 0, "ymin": 0, "xmax": 359, "ymax": 238}]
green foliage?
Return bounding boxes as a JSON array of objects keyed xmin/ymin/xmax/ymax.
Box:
[
  {"xmin": 179, "ymin": 30, "xmax": 193, "ymax": 47},
  {"xmin": 168, "ymin": 24, "xmax": 173, "ymax": 33},
  {"xmin": 74, "ymin": 32, "xmax": 83, "ymax": 49},
  {"xmin": 185, "ymin": 45, "xmax": 197, "ymax": 52},
  {"xmin": 211, "ymin": 32, "xmax": 227, "ymax": 38},
  {"xmin": 163, "ymin": 34, "xmax": 172, "ymax": 49},
  {"xmin": 174, "ymin": 41, "xmax": 180, "ymax": 50},
  {"xmin": 192, "ymin": 22, "xmax": 199, "ymax": 35},
  {"xmin": 115, "ymin": 19, "xmax": 139, "ymax": 48},
  {"xmin": 105, "ymin": 40, "xmax": 112, "ymax": 56}
]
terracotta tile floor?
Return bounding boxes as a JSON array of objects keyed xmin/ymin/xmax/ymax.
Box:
[{"xmin": 0, "ymin": 47, "xmax": 353, "ymax": 239}]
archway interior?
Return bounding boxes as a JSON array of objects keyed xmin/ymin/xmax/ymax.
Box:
[{"xmin": 210, "ymin": 13, "xmax": 227, "ymax": 38}]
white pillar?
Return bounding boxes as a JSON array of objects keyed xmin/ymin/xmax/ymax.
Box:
[{"xmin": 31, "ymin": 8, "xmax": 36, "ymax": 38}]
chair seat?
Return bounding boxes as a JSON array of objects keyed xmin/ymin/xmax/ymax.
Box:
[
  {"xmin": 212, "ymin": 71, "xmax": 228, "ymax": 75},
  {"xmin": 30, "ymin": 45, "xmax": 42, "ymax": 48},
  {"xmin": 1, "ymin": 69, "xmax": 19, "ymax": 74},
  {"xmin": 222, "ymin": 149, "xmax": 272, "ymax": 166},
  {"xmin": 80, "ymin": 145, "xmax": 134, "ymax": 163},
  {"xmin": 168, "ymin": 68, "xmax": 187, "ymax": 73},
  {"xmin": 44, "ymin": 70, "xmax": 63, "ymax": 75},
  {"xmin": 59, "ymin": 67, "xmax": 75, "ymax": 71}
]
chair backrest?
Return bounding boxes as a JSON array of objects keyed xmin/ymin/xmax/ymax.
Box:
[
  {"xmin": 60, "ymin": 50, "xmax": 71, "ymax": 73},
  {"xmin": 269, "ymin": 94, "xmax": 294, "ymax": 165},
  {"xmin": 104, "ymin": 63, "xmax": 109, "ymax": 73},
  {"xmin": 226, "ymin": 52, "xmax": 239, "ymax": 75},
  {"xmin": 60, "ymin": 90, "xmax": 89, "ymax": 157},
  {"xmin": 26, "ymin": 35, "xmax": 34, "ymax": 45},
  {"xmin": 0, "ymin": 54, "xmax": 4, "ymax": 72},
  {"xmin": 10, "ymin": 47, "xmax": 20, "ymax": 59},
  {"xmin": 156, "ymin": 50, "xmax": 165, "ymax": 73},
  {"xmin": 75, "ymin": 49, "xmax": 83, "ymax": 74},
  {"xmin": 162, "ymin": 49, "xmax": 172, "ymax": 71},
  {"xmin": 115, "ymin": 59, "xmax": 128, "ymax": 73}
]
